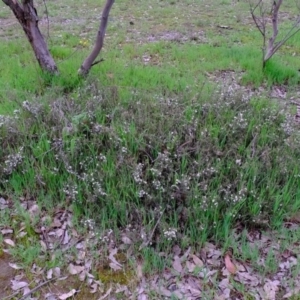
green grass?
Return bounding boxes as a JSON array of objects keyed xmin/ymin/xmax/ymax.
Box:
[
  {"xmin": 1, "ymin": 0, "xmax": 300, "ymax": 294},
  {"xmin": 1, "ymin": 82, "xmax": 300, "ymax": 246}
]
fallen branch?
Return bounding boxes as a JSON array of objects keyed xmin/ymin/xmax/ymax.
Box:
[
  {"xmin": 18, "ymin": 277, "xmax": 57, "ymax": 300},
  {"xmin": 3, "ymin": 277, "xmax": 57, "ymax": 300}
]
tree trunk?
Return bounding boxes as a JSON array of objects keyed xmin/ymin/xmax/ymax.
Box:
[
  {"xmin": 2, "ymin": 0, "xmax": 58, "ymax": 74},
  {"xmin": 78, "ymin": 0, "xmax": 115, "ymax": 77}
]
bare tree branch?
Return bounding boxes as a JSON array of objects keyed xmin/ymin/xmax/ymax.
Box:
[
  {"xmin": 78, "ymin": 0, "xmax": 115, "ymax": 77},
  {"xmin": 264, "ymin": 0, "xmax": 283, "ymax": 61},
  {"xmin": 249, "ymin": 0, "xmax": 300, "ymax": 68}
]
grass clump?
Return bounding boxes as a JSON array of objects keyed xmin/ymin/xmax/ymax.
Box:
[{"xmin": 1, "ymin": 81, "xmax": 300, "ymax": 248}]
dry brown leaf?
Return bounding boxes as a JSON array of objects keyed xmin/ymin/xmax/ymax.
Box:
[
  {"xmin": 90, "ymin": 283, "xmax": 98, "ymax": 293},
  {"xmin": 76, "ymin": 241, "xmax": 85, "ymax": 249},
  {"xmin": 192, "ymin": 254, "xmax": 204, "ymax": 268},
  {"xmin": 136, "ymin": 261, "xmax": 143, "ymax": 280},
  {"xmin": 45, "ymin": 293, "xmax": 56, "ymax": 300},
  {"xmin": 62, "ymin": 230, "xmax": 70, "ymax": 244},
  {"xmin": 186, "ymin": 261, "xmax": 196, "ymax": 273},
  {"xmin": 53, "ymin": 267, "xmax": 61, "ymax": 277},
  {"xmin": 283, "ymin": 287, "xmax": 300, "ymax": 298},
  {"xmin": 58, "ymin": 289, "xmax": 77, "ymax": 300},
  {"xmin": 109, "ymin": 262, "xmax": 122, "ymax": 271},
  {"xmin": 4, "ymin": 238, "xmax": 15, "ymax": 247},
  {"xmin": 115, "ymin": 285, "xmax": 128, "ymax": 294},
  {"xmin": 47, "ymin": 269, "xmax": 53, "ymax": 279},
  {"xmin": 263, "ymin": 280, "xmax": 280, "ymax": 300},
  {"xmin": 14, "ymin": 274, "xmax": 24, "ymax": 281},
  {"xmin": 29, "ymin": 204, "xmax": 40, "ymax": 219},
  {"xmin": 121, "ymin": 235, "xmax": 132, "ymax": 244},
  {"xmin": 236, "ymin": 271, "xmax": 260, "ymax": 287},
  {"xmin": 9, "ymin": 263, "xmax": 23, "ymax": 270},
  {"xmin": 108, "ymin": 248, "xmax": 123, "ymax": 270},
  {"xmin": 51, "ymin": 218, "xmax": 62, "ymax": 228},
  {"xmin": 138, "ymin": 294, "xmax": 148, "ymax": 300},
  {"xmin": 79, "ymin": 270, "xmax": 87, "ymax": 281},
  {"xmin": 180, "ymin": 247, "xmax": 191, "ymax": 261},
  {"xmin": 40, "ymin": 240, "xmax": 47, "ymax": 251},
  {"xmin": 188, "ymin": 287, "xmax": 201, "ymax": 297},
  {"xmin": 224, "ymin": 254, "xmax": 237, "ymax": 275},
  {"xmin": 154, "ymin": 286, "xmax": 172, "ymax": 297},
  {"xmin": 85, "ymin": 259, "xmax": 93, "ymax": 270},
  {"xmin": 56, "ymin": 228, "xmax": 64, "ymax": 238},
  {"xmin": 98, "ymin": 287, "xmax": 112, "ymax": 300},
  {"xmin": 67, "ymin": 263, "xmax": 85, "ymax": 275},
  {"xmin": 11, "ymin": 280, "xmax": 28, "ymax": 290},
  {"xmin": 16, "ymin": 231, "xmax": 27, "ymax": 238},
  {"xmin": 173, "ymin": 256, "xmax": 183, "ymax": 273},
  {"xmin": 77, "ymin": 250, "xmax": 86, "ymax": 260},
  {"xmin": 1, "ymin": 228, "xmax": 13, "ymax": 235}
]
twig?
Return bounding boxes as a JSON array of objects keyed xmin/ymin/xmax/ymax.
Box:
[
  {"xmin": 91, "ymin": 58, "xmax": 105, "ymax": 66},
  {"xmin": 18, "ymin": 277, "xmax": 57, "ymax": 300},
  {"xmin": 42, "ymin": 0, "xmax": 50, "ymax": 40},
  {"xmin": 3, "ymin": 278, "xmax": 57, "ymax": 300},
  {"xmin": 139, "ymin": 209, "xmax": 165, "ymax": 250}
]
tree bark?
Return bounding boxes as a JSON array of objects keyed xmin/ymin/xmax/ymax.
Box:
[
  {"xmin": 264, "ymin": 0, "xmax": 283, "ymax": 63},
  {"xmin": 2, "ymin": 0, "xmax": 58, "ymax": 74},
  {"xmin": 78, "ymin": 0, "xmax": 115, "ymax": 77}
]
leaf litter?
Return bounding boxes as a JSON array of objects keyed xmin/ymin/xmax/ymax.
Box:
[{"xmin": 1, "ymin": 195, "xmax": 300, "ymax": 299}]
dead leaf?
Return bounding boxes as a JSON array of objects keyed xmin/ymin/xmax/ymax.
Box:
[
  {"xmin": 186, "ymin": 261, "xmax": 196, "ymax": 273},
  {"xmin": 98, "ymin": 287, "xmax": 112, "ymax": 300},
  {"xmin": 45, "ymin": 293, "xmax": 57, "ymax": 300},
  {"xmin": 11, "ymin": 280, "xmax": 28, "ymax": 290},
  {"xmin": 14, "ymin": 274, "xmax": 24, "ymax": 281},
  {"xmin": 108, "ymin": 248, "xmax": 123, "ymax": 270},
  {"xmin": 121, "ymin": 235, "xmax": 132, "ymax": 244},
  {"xmin": 136, "ymin": 261, "xmax": 143, "ymax": 280},
  {"xmin": 16, "ymin": 231, "xmax": 27, "ymax": 238},
  {"xmin": 9, "ymin": 263, "xmax": 23, "ymax": 270},
  {"xmin": 77, "ymin": 250, "xmax": 86, "ymax": 260},
  {"xmin": 53, "ymin": 267, "xmax": 61, "ymax": 277},
  {"xmin": 180, "ymin": 247, "xmax": 191, "ymax": 261},
  {"xmin": 90, "ymin": 283, "xmax": 98, "ymax": 293},
  {"xmin": 192, "ymin": 254, "xmax": 204, "ymax": 268},
  {"xmin": 114, "ymin": 285, "xmax": 128, "ymax": 295},
  {"xmin": 263, "ymin": 280, "xmax": 280, "ymax": 300},
  {"xmin": 188, "ymin": 287, "xmax": 201, "ymax": 297},
  {"xmin": 76, "ymin": 241, "xmax": 85, "ymax": 249},
  {"xmin": 236, "ymin": 271, "xmax": 260, "ymax": 287},
  {"xmin": 29, "ymin": 204, "xmax": 40, "ymax": 218},
  {"xmin": 173, "ymin": 256, "xmax": 183, "ymax": 273},
  {"xmin": 224, "ymin": 254, "xmax": 237, "ymax": 275},
  {"xmin": 154, "ymin": 286, "xmax": 172, "ymax": 297},
  {"xmin": 79, "ymin": 270, "xmax": 86, "ymax": 281},
  {"xmin": 1, "ymin": 228, "xmax": 13, "ymax": 235},
  {"xmin": 22, "ymin": 286, "xmax": 31, "ymax": 297},
  {"xmin": 56, "ymin": 228, "xmax": 64, "ymax": 238},
  {"xmin": 67, "ymin": 263, "xmax": 85, "ymax": 275},
  {"xmin": 40, "ymin": 240, "xmax": 47, "ymax": 251},
  {"xmin": 138, "ymin": 294, "xmax": 148, "ymax": 300},
  {"xmin": 58, "ymin": 289, "xmax": 77, "ymax": 300},
  {"xmin": 51, "ymin": 218, "xmax": 62, "ymax": 228},
  {"xmin": 4, "ymin": 238, "xmax": 15, "ymax": 247},
  {"xmin": 62, "ymin": 230, "xmax": 70, "ymax": 244},
  {"xmin": 109, "ymin": 262, "xmax": 122, "ymax": 271},
  {"xmin": 283, "ymin": 287, "xmax": 300, "ymax": 298},
  {"xmin": 47, "ymin": 269, "xmax": 53, "ymax": 279}
]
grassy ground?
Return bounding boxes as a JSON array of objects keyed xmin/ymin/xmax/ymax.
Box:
[{"xmin": 1, "ymin": 0, "xmax": 300, "ymax": 298}]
